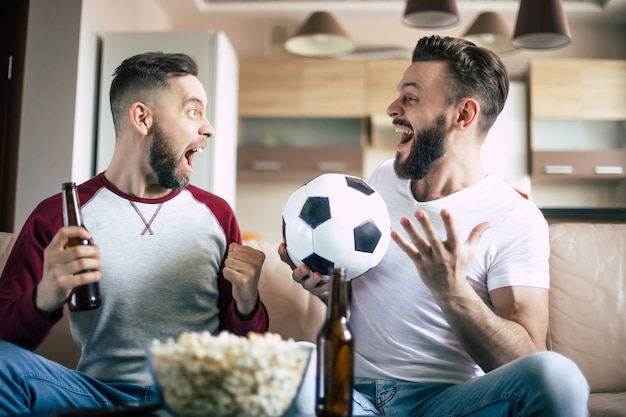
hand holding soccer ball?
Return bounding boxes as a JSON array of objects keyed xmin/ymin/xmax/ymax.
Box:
[{"xmin": 282, "ymin": 174, "xmax": 391, "ymax": 281}]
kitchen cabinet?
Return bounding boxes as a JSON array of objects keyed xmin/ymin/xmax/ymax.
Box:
[
  {"xmin": 301, "ymin": 60, "xmax": 366, "ymax": 116},
  {"xmin": 531, "ymin": 61, "xmax": 581, "ymax": 119},
  {"xmin": 531, "ymin": 59, "xmax": 626, "ymax": 120},
  {"xmin": 530, "ymin": 59, "xmax": 626, "ymax": 181},
  {"xmin": 237, "ymin": 146, "xmax": 362, "ymax": 178},
  {"xmin": 365, "ymin": 59, "xmax": 410, "ymax": 115},
  {"xmin": 532, "ymin": 150, "xmax": 626, "ymax": 178},
  {"xmin": 237, "ymin": 117, "xmax": 365, "ymax": 178},
  {"xmin": 239, "ymin": 59, "xmax": 366, "ymax": 117},
  {"xmin": 239, "ymin": 58, "xmax": 413, "ymax": 118},
  {"xmin": 239, "ymin": 60, "xmax": 302, "ymax": 116}
]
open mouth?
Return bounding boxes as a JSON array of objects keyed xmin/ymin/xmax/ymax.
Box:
[
  {"xmin": 395, "ymin": 127, "xmax": 414, "ymax": 144},
  {"xmin": 184, "ymin": 147, "xmax": 204, "ymax": 168}
]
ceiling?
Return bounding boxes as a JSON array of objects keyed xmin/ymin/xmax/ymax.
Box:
[
  {"xmin": 185, "ymin": 0, "xmax": 621, "ymax": 19},
  {"xmin": 194, "ymin": 0, "xmax": 611, "ymax": 8},
  {"xmin": 154, "ymin": 0, "xmax": 626, "ymax": 77}
]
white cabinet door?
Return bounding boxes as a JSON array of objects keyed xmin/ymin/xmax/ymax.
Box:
[{"xmin": 481, "ymin": 82, "xmax": 530, "ymax": 195}]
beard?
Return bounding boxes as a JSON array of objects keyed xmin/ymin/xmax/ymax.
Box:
[
  {"xmin": 149, "ymin": 122, "xmax": 190, "ymax": 190},
  {"xmin": 394, "ymin": 114, "xmax": 447, "ymax": 180}
]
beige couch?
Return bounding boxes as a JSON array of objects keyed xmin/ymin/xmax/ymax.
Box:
[{"xmin": 1, "ymin": 220, "xmax": 625, "ymax": 416}]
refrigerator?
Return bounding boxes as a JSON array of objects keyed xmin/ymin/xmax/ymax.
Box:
[{"xmin": 95, "ymin": 31, "xmax": 239, "ymax": 208}]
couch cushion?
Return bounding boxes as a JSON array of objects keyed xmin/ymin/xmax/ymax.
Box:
[
  {"xmin": 0, "ymin": 232, "xmax": 17, "ymax": 273},
  {"xmin": 548, "ymin": 222, "xmax": 626, "ymax": 393},
  {"xmin": 246, "ymin": 240, "xmax": 326, "ymax": 343},
  {"xmin": 588, "ymin": 392, "xmax": 626, "ymax": 417}
]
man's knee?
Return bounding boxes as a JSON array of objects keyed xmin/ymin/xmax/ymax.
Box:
[
  {"xmin": 521, "ymin": 351, "xmax": 589, "ymax": 413},
  {"xmin": 0, "ymin": 341, "xmax": 43, "ymax": 372},
  {"xmin": 0, "ymin": 340, "xmax": 29, "ymax": 361}
]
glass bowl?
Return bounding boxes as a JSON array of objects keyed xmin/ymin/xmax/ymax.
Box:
[{"xmin": 147, "ymin": 331, "xmax": 311, "ymax": 417}]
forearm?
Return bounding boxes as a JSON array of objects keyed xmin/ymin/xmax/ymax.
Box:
[
  {"xmin": 0, "ymin": 287, "xmax": 60, "ymax": 349},
  {"xmin": 218, "ymin": 275, "xmax": 269, "ymax": 335},
  {"xmin": 222, "ymin": 297, "xmax": 269, "ymax": 335},
  {"xmin": 439, "ymin": 283, "xmax": 541, "ymax": 372}
]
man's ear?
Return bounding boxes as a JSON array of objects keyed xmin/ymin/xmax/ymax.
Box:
[
  {"xmin": 128, "ymin": 102, "xmax": 152, "ymax": 136},
  {"xmin": 454, "ymin": 98, "xmax": 480, "ymax": 130}
]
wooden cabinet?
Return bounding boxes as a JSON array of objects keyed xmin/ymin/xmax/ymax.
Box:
[
  {"xmin": 365, "ymin": 59, "xmax": 409, "ymax": 115},
  {"xmin": 237, "ymin": 117, "xmax": 364, "ymax": 176},
  {"xmin": 300, "ymin": 60, "xmax": 366, "ymax": 116},
  {"xmin": 237, "ymin": 146, "xmax": 362, "ymax": 178},
  {"xmin": 239, "ymin": 58, "xmax": 412, "ymax": 118},
  {"xmin": 530, "ymin": 61, "xmax": 582, "ymax": 119},
  {"xmin": 531, "ymin": 59, "xmax": 626, "ymax": 120},
  {"xmin": 239, "ymin": 59, "xmax": 366, "ymax": 117},
  {"xmin": 581, "ymin": 61, "xmax": 626, "ymax": 120},
  {"xmin": 532, "ymin": 150, "xmax": 625, "ymax": 178},
  {"xmin": 530, "ymin": 59, "xmax": 626, "ymax": 182},
  {"xmin": 239, "ymin": 60, "xmax": 302, "ymax": 116}
]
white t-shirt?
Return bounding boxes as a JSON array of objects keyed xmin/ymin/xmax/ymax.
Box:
[{"xmin": 351, "ymin": 159, "xmax": 549, "ymax": 384}]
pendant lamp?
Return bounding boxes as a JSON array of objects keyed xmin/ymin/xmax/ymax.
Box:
[
  {"xmin": 512, "ymin": 0, "xmax": 571, "ymax": 49},
  {"xmin": 463, "ymin": 11, "xmax": 517, "ymax": 55},
  {"xmin": 284, "ymin": 11, "xmax": 355, "ymax": 57},
  {"xmin": 403, "ymin": 0, "xmax": 460, "ymax": 28}
]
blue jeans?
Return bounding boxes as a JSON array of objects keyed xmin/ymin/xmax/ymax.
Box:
[
  {"xmin": 353, "ymin": 351, "xmax": 589, "ymax": 417},
  {"xmin": 0, "ymin": 341, "xmax": 159, "ymax": 416}
]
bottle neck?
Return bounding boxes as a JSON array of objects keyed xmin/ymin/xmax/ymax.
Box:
[
  {"xmin": 327, "ymin": 268, "xmax": 348, "ymax": 319},
  {"xmin": 62, "ymin": 183, "xmax": 84, "ymax": 228}
]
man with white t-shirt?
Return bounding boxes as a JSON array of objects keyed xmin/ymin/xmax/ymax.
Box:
[{"xmin": 281, "ymin": 35, "xmax": 589, "ymax": 416}]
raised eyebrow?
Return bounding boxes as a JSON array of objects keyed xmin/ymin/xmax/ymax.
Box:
[
  {"xmin": 399, "ymin": 82, "xmax": 422, "ymax": 93},
  {"xmin": 183, "ymin": 97, "xmax": 207, "ymax": 110}
]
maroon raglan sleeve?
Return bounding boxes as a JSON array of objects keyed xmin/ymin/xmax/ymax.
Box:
[
  {"xmin": 0, "ymin": 176, "xmax": 104, "ymax": 349},
  {"xmin": 217, "ymin": 211, "xmax": 270, "ymax": 336},
  {"xmin": 187, "ymin": 186, "xmax": 269, "ymax": 335},
  {"xmin": 0, "ymin": 196, "xmax": 64, "ymax": 349}
]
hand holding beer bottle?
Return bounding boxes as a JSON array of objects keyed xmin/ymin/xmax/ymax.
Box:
[{"xmin": 62, "ymin": 182, "xmax": 101, "ymax": 311}]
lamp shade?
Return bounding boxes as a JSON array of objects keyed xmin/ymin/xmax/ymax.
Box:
[
  {"xmin": 463, "ymin": 11, "xmax": 517, "ymax": 55},
  {"xmin": 512, "ymin": 0, "xmax": 571, "ymax": 49},
  {"xmin": 403, "ymin": 0, "xmax": 459, "ymax": 28},
  {"xmin": 284, "ymin": 11, "xmax": 355, "ymax": 57}
]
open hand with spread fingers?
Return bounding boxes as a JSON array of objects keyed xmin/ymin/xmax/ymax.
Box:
[{"xmin": 390, "ymin": 209, "xmax": 490, "ymax": 298}]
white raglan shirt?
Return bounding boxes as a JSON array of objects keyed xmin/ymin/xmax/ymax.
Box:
[
  {"xmin": 72, "ymin": 176, "xmax": 232, "ymax": 385},
  {"xmin": 351, "ymin": 159, "xmax": 550, "ymax": 384}
]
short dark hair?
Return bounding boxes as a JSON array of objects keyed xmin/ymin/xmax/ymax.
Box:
[
  {"xmin": 109, "ymin": 52, "xmax": 199, "ymax": 133},
  {"xmin": 411, "ymin": 35, "xmax": 509, "ymax": 136}
]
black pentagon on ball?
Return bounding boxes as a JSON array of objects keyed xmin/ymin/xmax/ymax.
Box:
[
  {"xmin": 346, "ymin": 176, "xmax": 375, "ymax": 196},
  {"xmin": 354, "ymin": 219, "xmax": 382, "ymax": 253},
  {"xmin": 302, "ymin": 253, "xmax": 334, "ymax": 275},
  {"xmin": 299, "ymin": 196, "xmax": 331, "ymax": 228}
]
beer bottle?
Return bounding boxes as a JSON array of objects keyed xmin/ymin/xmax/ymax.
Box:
[
  {"xmin": 316, "ymin": 267, "xmax": 353, "ymax": 417},
  {"xmin": 62, "ymin": 182, "xmax": 101, "ymax": 311}
]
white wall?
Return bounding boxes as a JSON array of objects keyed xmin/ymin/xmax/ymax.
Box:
[{"xmin": 16, "ymin": 0, "xmax": 82, "ymax": 230}]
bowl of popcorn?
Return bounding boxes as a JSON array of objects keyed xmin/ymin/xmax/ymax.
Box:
[{"xmin": 147, "ymin": 331, "xmax": 312, "ymax": 417}]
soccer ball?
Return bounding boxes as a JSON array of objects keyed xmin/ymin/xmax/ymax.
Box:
[{"xmin": 282, "ymin": 173, "xmax": 391, "ymax": 281}]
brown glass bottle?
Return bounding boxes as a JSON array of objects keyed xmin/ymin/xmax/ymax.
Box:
[
  {"xmin": 62, "ymin": 182, "xmax": 101, "ymax": 311},
  {"xmin": 316, "ymin": 267, "xmax": 354, "ymax": 417}
]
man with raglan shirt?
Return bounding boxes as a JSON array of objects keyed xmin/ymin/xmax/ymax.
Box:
[{"xmin": 0, "ymin": 52, "xmax": 269, "ymax": 415}]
